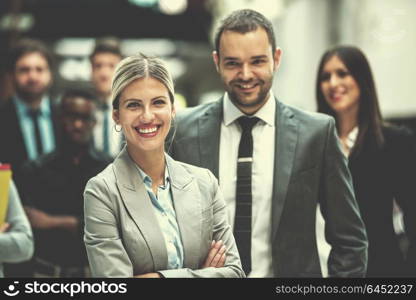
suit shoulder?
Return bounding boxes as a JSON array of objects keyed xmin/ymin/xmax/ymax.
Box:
[
  {"xmin": 176, "ymin": 162, "xmax": 218, "ymax": 198},
  {"xmin": 176, "ymin": 101, "xmax": 220, "ymax": 123},
  {"xmin": 86, "ymin": 163, "xmax": 116, "ymax": 189},
  {"xmin": 0, "ymin": 99, "xmax": 13, "ymax": 111},
  {"xmin": 21, "ymin": 151, "xmax": 58, "ymax": 171},
  {"xmin": 383, "ymin": 123, "xmax": 414, "ymax": 139},
  {"xmin": 90, "ymin": 148, "xmax": 114, "ymax": 164},
  {"xmin": 173, "ymin": 161, "xmax": 217, "ymax": 191},
  {"xmin": 287, "ymin": 104, "xmax": 333, "ymax": 124},
  {"xmin": 0, "ymin": 100, "xmax": 15, "ymax": 119},
  {"xmin": 382, "ymin": 124, "xmax": 416, "ymax": 151},
  {"xmin": 282, "ymin": 103, "xmax": 334, "ymax": 134},
  {"xmin": 175, "ymin": 161, "xmax": 212, "ymax": 179}
]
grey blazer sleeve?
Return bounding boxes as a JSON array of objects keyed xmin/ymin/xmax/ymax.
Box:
[
  {"xmin": 84, "ymin": 177, "xmax": 134, "ymax": 277},
  {"xmin": 159, "ymin": 170, "xmax": 245, "ymax": 278},
  {"xmin": 320, "ymin": 118, "xmax": 368, "ymax": 277},
  {"xmin": 0, "ymin": 180, "xmax": 34, "ymax": 264}
]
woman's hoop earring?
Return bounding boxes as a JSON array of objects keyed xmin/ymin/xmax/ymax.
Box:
[{"xmin": 114, "ymin": 124, "xmax": 122, "ymax": 132}]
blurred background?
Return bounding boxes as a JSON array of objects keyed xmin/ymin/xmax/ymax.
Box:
[{"xmin": 1, "ymin": 0, "xmax": 415, "ymax": 126}]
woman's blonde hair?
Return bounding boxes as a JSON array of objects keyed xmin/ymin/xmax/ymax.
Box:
[{"xmin": 111, "ymin": 53, "xmax": 174, "ymax": 109}]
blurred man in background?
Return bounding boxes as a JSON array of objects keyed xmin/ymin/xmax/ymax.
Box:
[
  {"xmin": 17, "ymin": 89, "xmax": 112, "ymax": 277},
  {"xmin": 0, "ymin": 38, "xmax": 60, "ymax": 178},
  {"xmin": 89, "ymin": 38, "xmax": 123, "ymax": 157}
]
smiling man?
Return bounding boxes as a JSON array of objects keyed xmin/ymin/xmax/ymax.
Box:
[
  {"xmin": 89, "ymin": 38, "xmax": 124, "ymax": 157},
  {"xmin": 16, "ymin": 89, "xmax": 111, "ymax": 277},
  {"xmin": 0, "ymin": 39, "xmax": 60, "ymax": 176},
  {"xmin": 170, "ymin": 9, "xmax": 368, "ymax": 277}
]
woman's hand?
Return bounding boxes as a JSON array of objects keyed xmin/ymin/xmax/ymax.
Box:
[{"xmin": 202, "ymin": 240, "xmax": 227, "ymax": 268}]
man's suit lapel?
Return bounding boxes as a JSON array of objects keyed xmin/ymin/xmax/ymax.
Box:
[
  {"xmin": 50, "ymin": 101, "xmax": 62, "ymax": 147},
  {"xmin": 166, "ymin": 155, "xmax": 201, "ymax": 269},
  {"xmin": 3, "ymin": 97, "xmax": 59, "ymax": 167},
  {"xmin": 113, "ymin": 148, "xmax": 168, "ymax": 271},
  {"xmin": 198, "ymin": 99, "xmax": 223, "ymax": 178},
  {"xmin": 272, "ymin": 100, "xmax": 299, "ymax": 240}
]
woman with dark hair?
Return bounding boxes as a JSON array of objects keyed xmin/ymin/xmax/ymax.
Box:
[{"xmin": 316, "ymin": 45, "xmax": 416, "ymax": 277}]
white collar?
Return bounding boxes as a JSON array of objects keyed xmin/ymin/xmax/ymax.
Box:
[
  {"xmin": 223, "ymin": 91, "xmax": 275, "ymax": 127},
  {"xmin": 345, "ymin": 126, "xmax": 359, "ymax": 150}
]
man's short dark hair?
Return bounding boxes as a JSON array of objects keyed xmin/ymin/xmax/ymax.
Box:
[
  {"xmin": 89, "ymin": 37, "xmax": 122, "ymax": 62},
  {"xmin": 8, "ymin": 38, "xmax": 54, "ymax": 71},
  {"xmin": 214, "ymin": 9, "xmax": 276, "ymax": 56},
  {"xmin": 61, "ymin": 88, "xmax": 98, "ymax": 109}
]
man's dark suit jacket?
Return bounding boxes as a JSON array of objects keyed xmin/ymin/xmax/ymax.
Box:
[
  {"xmin": 349, "ymin": 125, "xmax": 416, "ymax": 277},
  {"xmin": 17, "ymin": 146, "xmax": 112, "ymax": 275},
  {"xmin": 0, "ymin": 97, "xmax": 61, "ymax": 178},
  {"xmin": 0, "ymin": 97, "xmax": 60, "ymax": 277},
  {"xmin": 169, "ymin": 97, "xmax": 368, "ymax": 277}
]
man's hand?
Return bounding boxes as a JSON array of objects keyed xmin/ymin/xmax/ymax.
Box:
[
  {"xmin": 0, "ymin": 222, "xmax": 10, "ymax": 233},
  {"xmin": 202, "ymin": 240, "xmax": 227, "ymax": 268},
  {"xmin": 24, "ymin": 206, "xmax": 53, "ymax": 229}
]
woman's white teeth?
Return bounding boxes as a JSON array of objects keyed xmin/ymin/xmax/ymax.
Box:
[{"xmin": 139, "ymin": 127, "xmax": 157, "ymax": 134}]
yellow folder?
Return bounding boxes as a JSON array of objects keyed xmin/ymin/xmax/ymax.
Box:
[{"xmin": 0, "ymin": 164, "xmax": 12, "ymax": 226}]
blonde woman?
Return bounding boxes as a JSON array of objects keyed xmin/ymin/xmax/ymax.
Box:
[{"xmin": 84, "ymin": 53, "xmax": 244, "ymax": 278}]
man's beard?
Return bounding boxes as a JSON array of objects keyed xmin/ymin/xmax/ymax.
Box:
[
  {"xmin": 15, "ymin": 84, "xmax": 49, "ymax": 103},
  {"xmin": 226, "ymin": 79, "xmax": 271, "ymax": 109}
]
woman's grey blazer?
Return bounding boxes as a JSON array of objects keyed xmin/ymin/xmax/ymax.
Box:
[{"xmin": 84, "ymin": 147, "xmax": 244, "ymax": 278}]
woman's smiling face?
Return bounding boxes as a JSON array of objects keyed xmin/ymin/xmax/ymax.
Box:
[
  {"xmin": 320, "ymin": 55, "xmax": 361, "ymax": 117},
  {"xmin": 113, "ymin": 77, "xmax": 175, "ymax": 153}
]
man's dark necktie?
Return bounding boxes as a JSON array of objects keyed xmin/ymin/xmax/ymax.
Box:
[
  {"xmin": 28, "ymin": 108, "xmax": 43, "ymax": 156},
  {"xmin": 103, "ymin": 105, "xmax": 109, "ymax": 154},
  {"xmin": 234, "ymin": 116, "xmax": 259, "ymax": 275}
]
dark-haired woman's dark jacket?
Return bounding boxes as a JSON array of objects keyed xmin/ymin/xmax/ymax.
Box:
[{"xmin": 349, "ymin": 125, "xmax": 416, "ymax": 277}]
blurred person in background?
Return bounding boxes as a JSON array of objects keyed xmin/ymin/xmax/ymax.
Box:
[
  {"xmin": 0, "ymin": 38, "xmax": 60, "ymax": 178},
  {"xmin": 17, "ymin": 89, "xmax": 111, "ymax": 277},
  {"xmin": 0, "ymin": 176, "xmax": 34, "ymax": 278},
  {"xmin": 89, "ymin": 38, "xmax": 123, "ymax": 157},
  {"xmin": 0, "ymin": 38, "xmax": 60, "ymax": 277},
  {"xmin": 316, "ymin": 45, "xmax": 416, "ymax": 277},
  {"xmin": 84, "ymin": 53, "xmax": 244, "ymax": 278}
]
